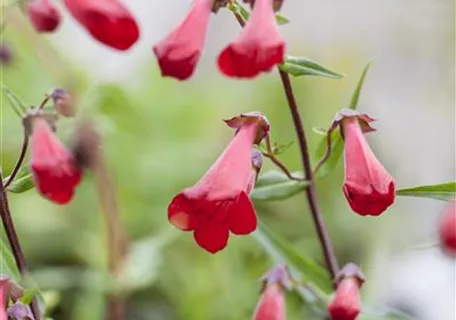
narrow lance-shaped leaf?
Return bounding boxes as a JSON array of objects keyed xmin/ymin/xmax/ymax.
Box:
[
  {"xmin": 253, "ymin": 221, "xmax": 332, "ymax": 294},
  {"xmin": 251, "ymin": 170, "xmax": 309, "ymax": 201},
  {"xmin": 396, "ymin": 182, "xmax": 456, "ymax": 202},
  {"xmin": 7, "ymin": 172, "xmax": 35, "ymax": 194},
  {"xmin": 0, "ymin": 239, "xmax": 21, "ymax": 282},
  {"xmin": 280, "ymin": 56, "xmax": 344, "ymax": 79},
  {"xmin": 313, "ymin": 62, "xmax": 371, "ymax": 178}
]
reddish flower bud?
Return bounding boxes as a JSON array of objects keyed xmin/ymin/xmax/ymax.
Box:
[
  {"xmin": 218, "ymin": 0, "xmax": 285, "ymax": 78},
  {"xmin": 30, "ymin": 117, "xmax": 82, "ymax": 204},
  {"xmin": 340, "ymin": 112, "xmax": 395, "ymax": 216},
  {"xmin": 253, "ymin": 283, "xmax": 285, "ymax": 320},
  {"xmin": 51, "ymin": 88, "xmax": 76, "ymax": 117},
  {"xmin": 328, "ymin": 277, "xmax": 362, "ymax": 320},
  {"xmin": 153, "ymin": 0, "xmax": 213, "ymax": 80},
  {"xmin": 63, "ymin": 0, "xmax": 139, "ymax": 51},
  {"xmin": 168, "ymin": 113, "xmax": 269, "ymax": 253},
  {"xmin": 27, "ymin": 0, "xmax": 62, "ymax": 33},
  {"xmin": 439, "ymin": 201, "xmax": 456, "ymax": 256},
  {"xmin": 329, "ymin": 263, "xmax": 365, "ymax": 320}
]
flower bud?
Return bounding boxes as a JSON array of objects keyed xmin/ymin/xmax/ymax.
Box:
[
  {"xmin": 328, "ymin": 263, "xmax": 365, "ymax": 320},
  {"xmin": 51, "ymin": 88, "xmax": 76, "ymax": 117}
]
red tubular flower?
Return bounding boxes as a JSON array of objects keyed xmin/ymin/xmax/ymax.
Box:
[
  {"xmin": 153, "ymin": 0, "xmax": 214, "ymax": 80},
  {"xmin": 328, "ymin": 277, "xmax": 362, "ymax": 320},
  {"xmin": 168, "ymin": 113, "xmax": 268, "ymax": 253},
  {"xmin": 27, "ymin": 0, "xmax": 62, "ymax": 33},
  {"xmin": 0, "ymin": 277, "xmax": 9, "ymax": 320},
  {"xmin": 30, "ymin": 117, "xmax": 82, "ymax": 204},
  {"xmin": 253, "ymin": 283, "xmax": 285, "ymax": 320},
  {"xmin": 63, "ymin": 0, "xmax": 139, "ymax": 50},
  {"xmin": 341, "ymin": 114, "xmax": 395, "ymax": 216},
  {"xmin": 217, "ymin": 0, "xmax": 285, "ymax": 78},
  {"xmin": 439, "ymin": 201, "xmax": 456, "ymax": 256}
]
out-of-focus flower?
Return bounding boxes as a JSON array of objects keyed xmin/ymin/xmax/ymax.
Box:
[
  {"xmin": 167, "ymin": 112, "xmax": 269, "ymax": 253},
  {"xmin": 439, "ymin": 201, "xmax": 456, "ymax": 256},
  {"xmin": 29, "ymin": 116, "xmax": 82, "ymax": 204},
  {"xmin": 218, "ymin": 0, "xmax": 285, "ymax": 78},
  {"xmin": 51, "ymin": 88, "xmax": 76, "ymax": 117},
  {"xmin": 338, "ymin": 110, "xmax": 395, "ymax": 216},
  {"xmin": 328, "ymin": 263, "xmax": 365, "ymax": 320},
  {"xmin": 153, "ymin": 0, "xmax": 214, "ymax": 80},
  {"xmin": 63, "ymin": 0, "xmax": 139, "ymax": 50},
  {"xmin": 27, "ymin": 0, "xmax": 62, "ymax": 33}
]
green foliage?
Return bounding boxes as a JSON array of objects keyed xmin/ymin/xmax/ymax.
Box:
[
  {"xmin": 396, "ymin": 182, "xmax": 456, "ymax": 201},
  {"xmin": 251, "ymin": 170, "xmax": 309, "ymax": 201},
  {"xmin": 0, "ymin": 240, "xmax": 21, "ymax": 282},
  {"xmin": 234, "ymin": 1, "xmax": 290, "ymax": 25},
  {"xmin": 280, "ymin": 56, "xmax": 344, "ymax": 78},
  {"xmin": 6, "ymin": 167, "xmax": 35, "ymax": 194},
  {"xmin": 253, "ymin": 222, "xmax": 332, "ymax": 294}
]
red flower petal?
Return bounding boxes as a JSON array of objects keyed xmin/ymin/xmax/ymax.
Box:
[
  {"xmin": 229, "ymin": 191, "xmax": 257, "ymax": 235},
  {"xmin": 153, "ymin": 0, "xmax": 213, "ymax": 80},
  {"xmin": 168, "ymin": 193, "xmax": 199, "ymax": 231},
  {"xmin": 63, "ymin": 0, "xmax": 139, "ymax": 50},
  {"xmin": 193, "ymin": 219, "xmax": 229, "ymax": 254},
  {"xmin": 27, "ymin": 0, "xmax": 61, "ymax": 33}
]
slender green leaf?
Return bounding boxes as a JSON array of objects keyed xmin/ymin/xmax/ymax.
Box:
[
  {"xmin": 19, "ymin": 288, "xmax": 39, "ymax": 305},
  {"xmin": 7, "ymin": 174, "xmax": 35, "ymax": 194},
  {"xmin": 280, "ymin": 56, "xmax": 343, "ymax": 79},
  {"xmin": 253, "ymin": 222, "xmax": 332, "ymax": 293},
  {"xmin": 251, "ymin": 171, "xmax": 309, "ymax": 201},
  {"xmin": 396, "ymin": 182, "xmax": 456, "ymax": 201},
  {"xmin": 314, "ymin": 130, "xmax": 344, "ymax": 179},
  {"xmin": 349, "ymin": 62, "xmax": 371, "ymax": 110},
  {"xmin": 275, "ymin": 13, "xmax": 290, "ymax": 25},
  {"xmin": 0, "ymin": 239, "xmax": 21, "ymax": 281}
]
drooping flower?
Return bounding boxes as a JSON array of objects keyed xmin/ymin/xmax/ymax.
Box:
[
  {"xmin": 253, "ymin": 264, "xmax": 290, "ymax": 320},
  {"xmin": 167, "ymin": 112, "xmax": 269, "ymax": 253},
  {"xmin": 27, "ymin": 0, "xmax": 62, "ymax": 33},
  {"xmin": 153, "ymin": 0, "xmax": 214, "ymax": 80},
  {"xmin": 337, "ymin": 110, "xmax": 395, "ymax": 216},
  {"xmin": 218, "ymin": 0, "xmax": 285, "ymax": 78},
  {"xmin": 328, "ymin": 263, "xmax": 365, "ymax": 320},
  {"xmin": 30, "ymin": 116, "xmax": 82, "ymax": 204},
  {"xmin": 63, "ymin": 0, "xmax": 139, "ymax": 50},
  {"xmin": 439, "ymin": 201, "xmax": 456, "ymax": 256}
]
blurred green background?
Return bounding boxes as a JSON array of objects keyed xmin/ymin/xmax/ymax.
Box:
[{"xmin": 1, "ymin": 1, "xmax": 454, "ymax": 319}]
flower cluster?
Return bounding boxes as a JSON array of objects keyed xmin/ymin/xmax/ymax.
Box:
[
  {"xmin": 26, "ymin": 0, "xmax": 139, "ymax": 50},
  {"xmin": 153, "ymin": 0, "xmax": 285, "ymax": 80}
]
